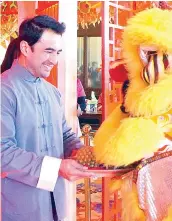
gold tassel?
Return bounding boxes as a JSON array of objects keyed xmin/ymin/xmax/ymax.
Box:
[
  {"xmin": 121, "ymin": 182, "xmax": 146, "ymax": 221},
  {"xmin": 110, "ymin": 179, "xmax": 122, "ymax": 193}
]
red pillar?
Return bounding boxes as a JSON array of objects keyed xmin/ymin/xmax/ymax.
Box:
[{"xmin": 17, "ymin": 1, "xmax": 36, "ymax": 26}]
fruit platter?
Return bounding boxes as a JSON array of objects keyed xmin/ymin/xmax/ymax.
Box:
[{"xmin": 73, "ymin": 146, "xmax": 135, "ymax": 178}]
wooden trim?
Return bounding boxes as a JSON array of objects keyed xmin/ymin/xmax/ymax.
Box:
[
  {"xmin": 101, "ymin": 2, "xmax": 111, "ymax": 220},
  {"xmin": 101, "ymin": 1, "xmax": 110, "ymax": 121},
  {"xmin": 83, "ymin": 36, "xmax": 88, "ymax": 88},
  {"xmin": 77, "ymin": 22, "xmax": 101, "ymax": 37}
]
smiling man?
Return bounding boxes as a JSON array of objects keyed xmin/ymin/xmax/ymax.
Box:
[
  {"xmin": 20, "ymin": 29, "xmax": 63, "ymax": 78},
  {"xmin": 1, "ymin": 15, "xmax": 96, "ymax": 221}
]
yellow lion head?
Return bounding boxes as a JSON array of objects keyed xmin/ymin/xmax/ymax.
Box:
[{"xmin": 122, "ymin": 8, "xmax": 172, "ymax": 119}]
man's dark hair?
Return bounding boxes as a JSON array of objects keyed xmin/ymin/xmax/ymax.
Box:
[
  {"xmin": 1, "ymin": 15, "xmax": 66, "ymax": 73},
  {"xmin": 1, "ymin": 39, "xmax": 18, "ymax": 73},
  {"xmin": 19, "ymin": 15, "xmax": 66, "ymax": 47}
]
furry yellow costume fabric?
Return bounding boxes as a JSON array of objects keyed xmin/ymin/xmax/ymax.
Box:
[
  {"xmin": 95, "ymin": 117, "xmax": 164, "ymax": 166},
  {"xmin": 94, "ymin": 8, "xmax": 172, "ymax": 221},
  {"xmin": 94, "ymin": 8, "xmax": 172, "ymax": 167},
  {"xmin": 162, "ymin": 207, "xmax": 172, "ymax": 221}
]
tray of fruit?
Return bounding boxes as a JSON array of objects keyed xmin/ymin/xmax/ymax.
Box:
[
  {"xmin": 72, "ymin": 146, "xmax": 135, "ymax": 178},
  {"xmin": 86, "ymin": 167, "xmax": 134, "ymax": 178}
]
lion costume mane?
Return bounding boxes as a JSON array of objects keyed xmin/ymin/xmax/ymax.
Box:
[{"xmin": 94, "ymin": 8, "xmax": 172, "ymax": 221}]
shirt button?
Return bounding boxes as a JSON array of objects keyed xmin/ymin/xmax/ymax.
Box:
[
  {"xmin": 41, "ymin": 149, "xmax": 48, "ymax": 152},
  {"xmin": 42, "ymin": 124, "xmax": 46, "ymax": 128},
  {"xmin": 39, "ymin": 101, "xmax": 43, "ymax": 105}
]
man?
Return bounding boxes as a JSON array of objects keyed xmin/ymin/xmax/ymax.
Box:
[
  {"xmin": 1, "ymin": 15, "xmax": 96, "ymax": 221},
  {"xmin": 89, "ymin": 61, "xmax": 100, "ymax": 88}
]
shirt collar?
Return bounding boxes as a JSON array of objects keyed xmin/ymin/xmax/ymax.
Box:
[{"xmin": 12, "ymin": 60, "xmax": 41, "ymax": 83}]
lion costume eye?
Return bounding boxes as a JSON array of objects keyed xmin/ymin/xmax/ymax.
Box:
[{"xmin": 141, "ymin": 51, "xmax": 169, "ymax": 85}]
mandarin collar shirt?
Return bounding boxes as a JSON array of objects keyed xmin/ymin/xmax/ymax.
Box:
[{"xmin": 1, "ymin": 61, "xmax": 83, "ymax": 221}]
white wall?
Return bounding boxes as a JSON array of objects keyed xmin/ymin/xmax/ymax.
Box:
[{"xmin": 0, "ymin": 46, "xmax": 7, "ymax": 65}]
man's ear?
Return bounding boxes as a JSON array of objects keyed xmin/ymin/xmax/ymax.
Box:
[{"xmin": 20, "ymin": 40, "xmax": 31, "ymax": 57}]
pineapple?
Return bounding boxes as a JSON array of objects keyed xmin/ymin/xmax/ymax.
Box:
[
  {"xmin": 73, "ymin": 146, "xmax": 116, "ymax": 169},
  {"xmin": 74, "ymin": 146, "xmax": 98, "ymax": 168},
  {"xmin": 72, "ymin": 145, "xmax": 135, "ymax": 171}
]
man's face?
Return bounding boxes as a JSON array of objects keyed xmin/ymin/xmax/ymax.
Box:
[{"xmin": 26, "ymin": 30, "xmax": 62, "ymax": 78}]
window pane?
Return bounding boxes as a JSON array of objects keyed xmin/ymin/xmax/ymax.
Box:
[
  {"xmin": 87, "ymin": 37, "xmax": 102, "ymax": 89},
  {"xmin": 118, "ymin": 9, "xmax": 130, "ymax": 26},
  {"xmin": 77, "ymin": 37, "xmax": 84, "ymax": 83}
]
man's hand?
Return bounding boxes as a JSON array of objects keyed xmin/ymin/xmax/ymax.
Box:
[{"xmin": 59, "ymin": 159, "xmax": 97, "ymax": 181}]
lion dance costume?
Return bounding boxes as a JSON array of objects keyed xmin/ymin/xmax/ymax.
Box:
[{"xmin": 94, "ymin": 8, "xmax": 172, "ymax": 221}]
